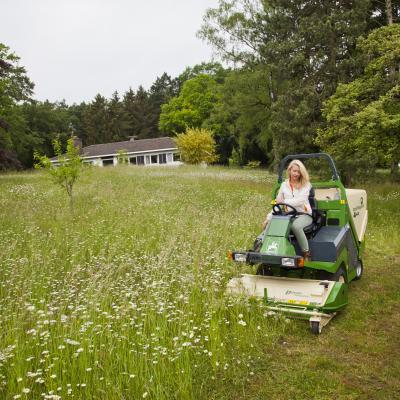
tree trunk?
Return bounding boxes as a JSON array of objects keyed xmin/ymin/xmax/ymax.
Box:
[
  {"xmin": 390, "ymin": 159, "xmax": 399, "ymax": 177},
  {"xmin": 386, "ymin": 0, "xmax": 393, "ymax": 25}
]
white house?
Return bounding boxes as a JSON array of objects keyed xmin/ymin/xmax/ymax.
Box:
[{"xmin": 52, "ymin": 136, "xmax": 181, "ymax": 167}]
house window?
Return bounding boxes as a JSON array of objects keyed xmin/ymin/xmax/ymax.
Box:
[
  {"xmin": 167, "ymin": 153, "xmax": 173, "ymax": 163},
  {"xmin": 145, "ymin": 155, "xmax": 150, "ymax": 164},
  {"xmin": 159, "ymin": 154, "xmax": 167, "ymax": 164},
  {"xmin": 102, "ymin": 158, "xmax": 114, "ymax": 166},
  {"xmin": 173, "ymin": 153, "xmax": 181, "ymax": 162},
  {"xmin": 151, "ymin": 155, "xmax": 158, "ymax": 164},
  {"xmin": 130, "ymin": 157, "xmax": 137, "ymax": 165},
  {"xmin": 137, "ymin": 156, "xmax": 144, "ymax": 165}
]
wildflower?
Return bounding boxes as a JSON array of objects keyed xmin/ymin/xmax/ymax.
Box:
[
  {"xmin": 22, "ymin": 388, "xmax": 30, "ymax": 394},
  {"xmin": 142, "ymin": 392, "xmax": 148, "ymax": 398},
  {"xmin": 64, "ymin": 338, "xmax": 80, "ymax": 346},
  {"xmin": 238, "ymin": 320, "xmax": 247, "ymax": 326}
]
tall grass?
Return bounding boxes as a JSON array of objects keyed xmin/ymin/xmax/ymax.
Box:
[
  {"xmin": 0, "ymin": 166, "xmax": 287, "ymax": 400},
  {"xmin": 2, "ymin": 166, "xmax": 399, "ymax": 400}
]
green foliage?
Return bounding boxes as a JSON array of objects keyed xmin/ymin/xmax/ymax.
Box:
[
  {"xmin": 228, "ymin": 148, "xmax": 241, "ymax": 166},
  {"xmin": 245, "ymin": 160, "xmax": 261, "ymax": 169},
  {"xmin": 176, "ymin": 61, "xmax": 228, "ymax": 88},
  {"xmin": 205, "ymin": 65, "xmax": 272, "ymax": 165},
  {"xmin": 34, "ymin": 137, "xmax": 83, "ymax": 208},
  {"xmin": 199, "ymin": 0, "xmax": 372, "ymax": 165},
  {"xmin": 0, "ymin": 43, "xmax": 34, "ymax": 168},
  {"xmin": 159, "ymin": 75, "xmax": 220, "ymax": 134},
  {"xmin": 117, "ymin": 149, "xmax": 129, "ymax": 165},
  {"xmin": 317, "ymin": 24, "xmax": 400, "ymax": 182},
  {"xmin": 175, "ymin": 127, "xmax": 218, "ymax": 164}
]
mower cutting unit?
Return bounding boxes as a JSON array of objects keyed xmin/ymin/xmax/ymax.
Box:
[{"xmin": 228, "ymin": 153, "xmax": 367, "ymax": 334}]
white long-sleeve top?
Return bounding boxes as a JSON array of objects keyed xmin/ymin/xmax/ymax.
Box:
[{"xmin": 276, "ymin": 180, "xmax": 312, "ymax": 215}]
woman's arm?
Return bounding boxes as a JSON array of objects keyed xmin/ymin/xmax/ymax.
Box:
[{"xmin": 275, "ymin": 183, "xmax": 284, "ymax": 203}]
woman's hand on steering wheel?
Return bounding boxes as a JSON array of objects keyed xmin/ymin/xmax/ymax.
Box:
[{"xmin": 272, "ymin": 203, "xmax": 298, "ymax": 216}]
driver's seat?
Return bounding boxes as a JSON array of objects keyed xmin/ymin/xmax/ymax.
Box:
[{"xmin": 302, "ymin": 187, "xmax": 323, "ymax": 236}]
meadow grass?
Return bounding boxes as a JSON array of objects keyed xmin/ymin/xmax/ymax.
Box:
[
  {"xmin": 0, "ymin": 165, "xmax": 287, "ymax": 400},
  {"xmin": 0, "ymin": 165, "xmax": 399, "ymax": 400}
]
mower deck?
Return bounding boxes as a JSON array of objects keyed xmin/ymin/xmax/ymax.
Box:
[{"xmin": 227, "ymin": 274, "xmax": 347, "ymax": 333}]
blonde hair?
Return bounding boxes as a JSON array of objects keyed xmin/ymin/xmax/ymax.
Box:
[{"xmin": 286, "ymin": 159, "xmax": 310, "ymax": 187}]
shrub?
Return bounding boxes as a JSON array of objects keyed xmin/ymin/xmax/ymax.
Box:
[{"xmin": 175, "ymin": 127, "xmax": 218, "ymax": 165}]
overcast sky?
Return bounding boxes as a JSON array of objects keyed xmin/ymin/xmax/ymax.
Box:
[{"xmin": 2, "ymin": 0, "xmax": 219, "ymax": 104}]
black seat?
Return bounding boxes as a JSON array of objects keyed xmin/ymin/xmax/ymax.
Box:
[{"xmin": 303, "ymin": 187, "xmax": 323, "ymax": 236}]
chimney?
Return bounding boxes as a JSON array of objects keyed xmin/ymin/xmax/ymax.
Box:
[
  {"xmin": 72, "ymin": 136, "xmax": 83, "ymax": 153},
  {"xmin": 129, "ymin": 136, "xmax": 138, "ymax": 142}
]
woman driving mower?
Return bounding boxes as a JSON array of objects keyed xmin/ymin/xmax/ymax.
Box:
[{"xmin": 262, "ymin": 159, "xmax": 312, "ymax": 260}]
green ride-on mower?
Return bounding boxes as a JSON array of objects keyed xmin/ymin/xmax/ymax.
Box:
[{"xmin": 227, "ymin": 153, "xmax": 367, "ymax": 334}]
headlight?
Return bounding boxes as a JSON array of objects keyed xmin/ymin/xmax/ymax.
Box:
[
  {"xmin": 281, "ymin": 257, "xmax": 295, "ymax": 267},
  {"xmin": 234, "ymin": 253, "xmax": 247, "ymax": 262}
]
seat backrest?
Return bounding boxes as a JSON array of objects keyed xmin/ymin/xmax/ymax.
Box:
[{"xmin": 309, "ymin": 186, "xmax": 317, "ymax": 211}]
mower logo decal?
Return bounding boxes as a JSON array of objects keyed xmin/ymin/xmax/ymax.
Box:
[
  {"xmin": 285, "ymin": 290, "xmax": 304, "ymax": 296},
  {"xmin": 266, "ymin": 241, "xmax": 278, "ymax": 255},
  {"xmin": 352, "ymin": 197, "xmax": 365, "ymax": 217}
]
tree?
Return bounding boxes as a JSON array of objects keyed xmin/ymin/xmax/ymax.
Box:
[
  {"xmin": 316, "ymin": 24, "xmax": 400, "ymax": 181},
  {"xmin": 198, "ymin": 1, "xmax": 374, "ymax": 166},
  {"xmin": 148, "ymin": 73, "xmax": 178, "ymax": 136},
  {"xmin": 83, "ymin": 94, "xmax": 109, "ymax": 145},
  {"xmin": 159, "ymin": 75, "xmax": 220, "ymax": 134},
  {"xmin": 34, "ymin": 137, "xmax": 83, "ymax": 209},
  {"xmin": 107, "ymin": 91, "xmax": 130, "ymax": 142},
  {"xmin": 176, "ymin": 62, "xmax": 228, "ymax": 89},
  {"xmin": 19, "ymin": 100, "xmax": 71, "ymax": 167},
  {"xmin": 123, "ymin": 86, "xmax": 155, "ymax": 139},
  {"xmin": 205, "ymin": 65, "xmax": 272, "ymax": 165},
  {"xmin": 175, "ymin": 127, "xmax": 217, "ymax": 164},
  {"xmin": 0, "ymin": 43, "xmax": 34, "ymax": 169}
]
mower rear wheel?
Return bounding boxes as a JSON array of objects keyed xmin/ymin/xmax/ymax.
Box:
[
  {"xmin": 354, "ymin": 260, "xmax": 363, "ymax": 280},
  {"xmin": 310, "ymin": 321, "xmax": 320, "ymax": 334}
]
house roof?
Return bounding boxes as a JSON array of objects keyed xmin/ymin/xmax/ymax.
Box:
[{"xmin": 81, "ymin": 137, "xmax": 177, "ymax": 158}]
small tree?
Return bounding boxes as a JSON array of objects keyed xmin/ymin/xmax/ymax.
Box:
[
  {"xmin": 34, "ymin": 137, "xmax": 83, "ymax": 209},
  {"xmin": 117, "ymin": 149, "xmax": 129, "ymax": 165},
  {"xmin": 175, "ymin": 127, "xmax": 218, "ymax": 164}
]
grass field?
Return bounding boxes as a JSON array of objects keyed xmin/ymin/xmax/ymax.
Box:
[{"xmin": 0, "ymin": 165, "xmax": 399, "ymax": 400}]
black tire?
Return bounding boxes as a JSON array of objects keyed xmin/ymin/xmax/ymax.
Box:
[
  {"xmin": 256, "ymin": 265, "xmax": 273, "ymax": 276},
  {"xmin": 334, "ymin": 267, "xmax": 346, "ymax": 283},
  {"xmin": 310, "ymin": 321, "xmax": 320, "ymax": 335},
  {"xmin": 354, "ymin": 260, "xmax": 363, "ymax": 280},
  {"xmin": 319, "ymin": 267, "xmax": 346, "ymax": 283}
]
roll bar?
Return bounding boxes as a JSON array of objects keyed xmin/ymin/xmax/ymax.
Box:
[{"xmin": 278, "ymin": 153, "xmax": 340, "ymax": 183}]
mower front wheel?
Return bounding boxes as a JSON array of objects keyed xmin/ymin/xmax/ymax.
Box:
[
  {"xmin": 256, "ymin": 265, "xmax": 273, "ymax": 276},
  {"xmin": 310, "ymin": 321, "xmax": 320, "ymax": 335},
  {"xmin": 330, "ymin": 267, "xmax": 346, "ymax": 283}
]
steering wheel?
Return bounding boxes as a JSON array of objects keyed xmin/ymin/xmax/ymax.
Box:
[{"xmin": 272, "ymin": 203, "xmax": 298, "ymax": 217}]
